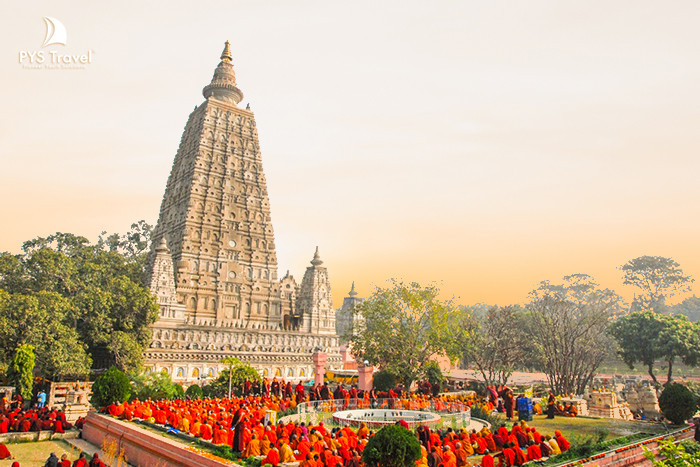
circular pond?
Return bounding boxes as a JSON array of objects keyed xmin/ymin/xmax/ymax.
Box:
[{"xmin": 332, "ymin": 409, "xmax": 442, "ymax": 428}]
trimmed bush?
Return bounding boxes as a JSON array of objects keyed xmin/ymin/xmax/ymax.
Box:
[
  {"xmin": 659, "ymin": 383, "xmax": 697, "ymax": 425},
  {"xmin": 92, "ymin": 366, "xmax": 131, "ymax": 408},
  {"xmin": 362, "ymin": 424, "xmax": 421, "ymax": 467}
]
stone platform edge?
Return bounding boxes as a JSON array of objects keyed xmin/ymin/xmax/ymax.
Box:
[{"xmin": 83, "ymin": 412, "xmax": 239, "ymax": 467}]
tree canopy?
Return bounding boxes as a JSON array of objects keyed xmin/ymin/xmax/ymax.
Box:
[
  {"xmin": 362, "ymin": 425, "xmax": 421, "ymax": 467},
  {"xmin": 350, "ymin": 281, "xmax": 455, "ymax": 389},
  {"xmin": 445, "ymin": 305, "xmax": 531, "ymax": 388},
  {"xmin": 527, "ymin": 274, "xmax": 622, "ymax": 395},
  {"xmin": 0, "ymin": 226, "xmax": 158, "ymax": 378},
  {"xmin": 621, "ymin": 256, "xmax": 694, "ymax": 312},
  {"xmin": 609, "ymin": 310, "xmax": 700, "ymax": 386},
  {"xmin": 203, "ymin": 358, "xmax": 261, "ymax": 398}
]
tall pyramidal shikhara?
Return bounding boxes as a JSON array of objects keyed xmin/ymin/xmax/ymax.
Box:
[{"xmin": 145, "ymin": 42, "xmax": 341, "ymax": 382}]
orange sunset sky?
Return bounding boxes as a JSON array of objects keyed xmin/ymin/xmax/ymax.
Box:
[{"xmin": 1, "ymin": 1, "xmax": 699, "ymax": 308}]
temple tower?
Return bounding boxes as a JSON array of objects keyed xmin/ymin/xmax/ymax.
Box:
[
  {"xmin": 150, "ymin": 41, "xmax": 285, "ymax": 328},
  {"xmin": 145, "ymin": 42, "xmax": 343, "ymax": 384},
  {"xmin": 149, "ymin": 238, "xmax": 186, "ymax": 322},
  {"xmin": 335, "ymin": 282, "xmax": 364, "ymax": 343},
  {"xmin": 297, "ymin": 248, "xmax": 335, "ymax": 335}
]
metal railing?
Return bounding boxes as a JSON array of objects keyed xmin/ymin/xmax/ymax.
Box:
[{"xmin": 297, "ymin": 398, "xmax": 472, "ymax": 415}]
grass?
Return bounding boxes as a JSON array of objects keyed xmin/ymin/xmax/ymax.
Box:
[
  {"xmin": 476, "ymin": 413, "xmax": 673, "ymax": 466},
  {"xmin": 0, "ymin": 440, "xmax": 82, "ymax": 466},
  {"xmin": 512, "ymin": 414, "xmax": 669, "ymax": 439}
]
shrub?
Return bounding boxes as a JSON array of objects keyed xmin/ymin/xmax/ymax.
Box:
[
  {"xmin": 92, "ymin": 366, "xmax": 131, "ymax": 408},
  {"xmin": 8, "ymin": 344, "xmax": 35, "ymax": 401},
  {"xmin": 185, "ymin": 384, "xmax": 203, "ymax": 399},
  {"xmin": 659, "ymin": 383, "xmax": 696, "ymax": 425},
  {"xmin": 131, "ymin": 372, "xmax": 183, "ymax": 401},
  {"xmin": 373, "ymin": 370, "xmax": 397, "ymax": 392},
  {"xmin": 362, "ymin": 424, "xmax": 421, "ymax": 467}
]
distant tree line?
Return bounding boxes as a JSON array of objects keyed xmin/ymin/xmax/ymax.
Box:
[{"xmin": 350, "ymin": 256, "xmax": 700, "ymax": 394}]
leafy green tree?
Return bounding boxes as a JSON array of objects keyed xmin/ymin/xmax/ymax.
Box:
[
  {"xmin": 0, "ymin": 229, "xmax": 159, "ymax": 375},
  {"xmin": 202, "ymin": 360, "xmax": 261, "ymax": 398},
  {"xmin": 8, "ymin": 344, "xmax": 35, "ymax": 401},
  {"xmin": 423, "ymin": 361, "xmax": 443, "ymax": 392},
  {"xmin": 658, "ymin": 383, "xmax": 697, "ymax": 425},
  {"xmin": 527, "ymin": 274, "xmax": 622, "ymax": 395},
  {"xmin": 131, "ymin": 371, "xmax": 184, "ymax": 401},
  {"xmin": 446, "ymin": 305, "xmax": 531, "ymax": 388},
  {"xmin": 185, "ymin": 384, "xmax": 203, "ymax": 399},
  {"xmin": 621, "ymin": 256, "xmax": 694, "ymax": 313},
  {"xmin": 350, "ymin": 281, "xmax": 456, "ymax": 389},
  {"xmin": 644, "ymin": 438, "xmax": 700, "ymax": 465},
  {"xmin": 372, "ymin": 370, "xmax": 397, "ymax": 392},
  {"xmin": 91, "ymin": 366, "xmax": 131, "ymax": 408},
  {"xmin": 610, "ymin": 310, "xmax": 700, "ymax": 386},
  {"xmin": 0, "ymin": 290, "xmax": 91, "ymax": 379},
  {"xmin": 362, "ymin": 424, "xmax": 421, "ymax": 467}
]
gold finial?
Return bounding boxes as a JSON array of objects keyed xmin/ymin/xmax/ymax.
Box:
[{"xmin": 220, "ymin": 40, "xmax": 232, "ymax": 62}]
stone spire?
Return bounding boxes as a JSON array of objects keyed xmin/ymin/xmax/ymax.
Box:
[
  {"xmin": 148, "ymin": 237, "xmax": 186, "ymax": 322},
  {"xmin": 311, "ymin": 246, "xmax": 323, "ymax": 266},
  {"xmin": 202, "ymin": 40, "xmax": 244, "ymax": 105},
  {"xmin": 220, "ymin": 40, "xmax": 232, "ymax": 62},
  {"xmin": 298, "ymin": 247, "xmax": 334, "ymax": 334},
  {"xmin": 349, "ymin": 281, "xmax": 357, "ymax": 297}
]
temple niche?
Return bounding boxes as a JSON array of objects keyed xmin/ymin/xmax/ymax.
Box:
[{"xmin": 145, "ymin": 42, "xmax": 342, "ymax": 383}]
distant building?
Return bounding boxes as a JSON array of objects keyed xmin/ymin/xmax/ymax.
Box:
[
  {"xmin": 145, "ymin": 42, "xmax": 341, "ymax": 384},
  {"xmin": 335, "ymin": 282, "xmax": 364, "ymax": 344}
]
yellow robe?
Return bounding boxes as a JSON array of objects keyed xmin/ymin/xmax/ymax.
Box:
[
  {"xmin": 280, "ymin": 443, "xmax": 296, "ymax": 463},
  {"xmin": 548, "ymin": 439, "xmax": 561, "ymax": 455}
]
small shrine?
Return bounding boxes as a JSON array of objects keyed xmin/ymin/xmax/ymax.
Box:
[{"xmin": 586, "ymin": 390, "xmax": 633, "ymax": 420}]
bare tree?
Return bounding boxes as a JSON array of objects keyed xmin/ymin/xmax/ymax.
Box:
[{"xmin": 527, "ymin": 274, "xmax": 622, "ymax": 395}]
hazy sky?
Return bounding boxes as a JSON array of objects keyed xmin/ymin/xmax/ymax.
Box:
[{"xmin": 2, "ymin": 1, "xmax": 699, "ymax": 308}]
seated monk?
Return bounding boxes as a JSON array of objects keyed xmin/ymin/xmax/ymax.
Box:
[
  {"xmin": 243, "ymin": 434, "xmax": 261, "ymax": 457},
  {"xmin": 279, "ymin": 440, "xmax": 296, "ymax": 463},
  {"xmin": 0, "ymin": 443, "xmax": 11, "ymax": 460},
  {"xmin": 554, "ymin": 431, "xmax": 570, "ymax": 451},
  {"xmin": 546, "ymin": 436, "xmax": 561, "ymax": 456},
  {"xmin": 481, "ymin": 450, "xmax": 495, "ymax": 467},
  {"xmin": 454, "ymin": 442, "xmax": 468, "ymax": 467},
  {"xmin": 262, "ymin": 444, "xmax": 280, "ymax": 467},
  {"xmin": 300, "ymin": 453, "xmax": 316, "ymax": 467}
]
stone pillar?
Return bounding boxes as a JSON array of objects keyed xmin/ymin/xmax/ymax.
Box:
[
  {"xmin": 357, "ymin": 363, "xmax": 374, "ymax": 392},
  {"xmin": 312, "ymin": 351, "xmax": 327, "ymax": 386}
]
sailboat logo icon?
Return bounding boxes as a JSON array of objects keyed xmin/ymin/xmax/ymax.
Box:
[{"xmin": 42, "ymin": 16, "xmax": 67, "ymax": 47}]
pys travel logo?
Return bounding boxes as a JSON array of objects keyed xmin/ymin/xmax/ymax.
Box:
[{"xmin": 18, "ymin": 17, "xmax": 94, "ymax": 69}]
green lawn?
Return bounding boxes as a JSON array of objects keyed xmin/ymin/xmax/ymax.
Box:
[
  {"xmin": 485, "ymin": 412, "xmax": 669, "ymax": 441},
  {"xmin": 0, "ymin": 440, "xmax": 82, "ymax": 467}
]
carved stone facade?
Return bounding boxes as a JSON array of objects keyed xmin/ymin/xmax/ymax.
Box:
[{"xmin": 145, "ymin": 42, "xmax": 341, "ymax": 384}]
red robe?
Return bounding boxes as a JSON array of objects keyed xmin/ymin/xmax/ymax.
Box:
[
  {"xmin": 262, "ymin": 448, "xmax": 280, "ymax": 466},
  {"xmin": 0, "ymin": 443, "xmax": 11, "ymax": 460}
]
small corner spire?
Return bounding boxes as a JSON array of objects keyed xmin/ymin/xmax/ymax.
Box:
[{"xmin": 220, "ymin": 40, "xmax": 232, "ymax": 62}]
